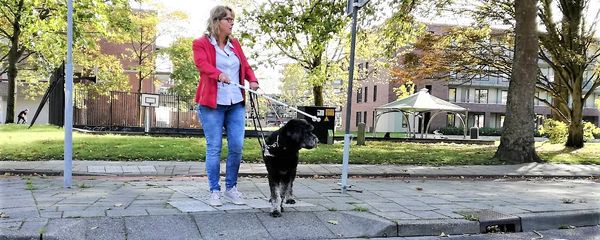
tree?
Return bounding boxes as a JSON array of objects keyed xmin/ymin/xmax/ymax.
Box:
[
  {"xmin": 356, "ymin": 0, "xmax": 453, "ymax": 98},
  {"xmin": 116, "ymin": 0, "xmax": 186, "ymax": 94},
  {"xmin": 401, "ymin": 0, "xmax": 599, "ymax": 149},
  {"xmin": 0, "ymin": 0, "xmax": 130, "ymax": 123},
  {"xmin": 537, "ymin": 0, "xmax": 599, "ymax": 148},
  {"xmin": 279, "ymin": 64, "xmax": 312, "ymax": 107},
  {"xmin": 165, "ymin": 37, "xmax": 198, "ymax": 105},
  {"xmin": 471, "ymin": 0, "xmax": 600, "ymax": 148},
  {"xmin": 493, "ymin": 0, "xmax": 541, "ymax": 162},
  {"xmin": 238, "ymin": 0, "xmax": 348, "ymax": 106}
]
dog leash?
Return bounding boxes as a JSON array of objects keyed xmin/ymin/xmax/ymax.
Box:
[
  {"xmin": 234, "ymin": 82, "xmax": 319, "ymax": 157},
  {"xmin": 232, "ymin": 82, "xmax": 320, "ymax": 122},
  {"xmin": 247, "ymin": 92, "xmax": 272, "ymax": 156}
]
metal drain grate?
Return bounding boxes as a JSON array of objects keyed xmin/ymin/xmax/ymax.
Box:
[{"xmin": 458, "ymin": 209, "xmax": 522, "ymax": 233}]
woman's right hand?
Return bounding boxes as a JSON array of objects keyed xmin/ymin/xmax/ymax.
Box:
[{"xmin": 218, "ymin": 73, "xmax": 231, "ymax": 84}]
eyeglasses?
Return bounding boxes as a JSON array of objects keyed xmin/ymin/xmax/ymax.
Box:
[{"xmin": 221, "ymin": 17, "xmax": 234, "ymax": 23}]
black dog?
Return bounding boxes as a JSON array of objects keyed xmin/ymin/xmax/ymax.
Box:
[{"xmin": 263, "ymin": 119, "xmax": 318, "ymax": 217}]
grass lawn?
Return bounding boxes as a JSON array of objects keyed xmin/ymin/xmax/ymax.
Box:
[{"xmin": 1, "ymin": 124, "xmax": 598, "ymax": 165}]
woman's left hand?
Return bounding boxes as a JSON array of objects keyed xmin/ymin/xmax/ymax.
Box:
[{"xmin": 249, "ymin": 82, "xmax": 259, "ymax": 91}]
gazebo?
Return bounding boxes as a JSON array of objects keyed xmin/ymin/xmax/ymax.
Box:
[{"xmin": 374, "ymin": 88, "xmax": 468, "ymax": 138}]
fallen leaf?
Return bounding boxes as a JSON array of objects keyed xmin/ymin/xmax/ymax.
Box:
[
  {"xmin": 327, "ymin": 220, "xmax": 338, "ymax": 225},
  {"xmin": 416, "ymin": 187, "xmax": 423, "ymax": 191}
]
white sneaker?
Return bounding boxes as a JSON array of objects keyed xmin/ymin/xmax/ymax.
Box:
[
  {"xmin": 223, "ymin": 186, "xmax": 246, "ymax": 205},
  {"xmin": 208, "ymin": 191, "xmax": 222, "ymax": 206}
]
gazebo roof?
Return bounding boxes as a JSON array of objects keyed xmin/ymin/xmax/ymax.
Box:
[{"xmin": 375, "ymin": 88, "xmax": 467, "ymax": 112}]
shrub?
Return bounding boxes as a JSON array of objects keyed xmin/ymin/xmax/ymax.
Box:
[
  {"xmin": 479, "ymin": 127, "xmax": 502, "ymax": 136},
  {"xmin": 539, "ymin": 120, "xmax": 599, "ymax": 143},
  {"xmin": 594, "ymin": 128, "xmax": 600, "ymax": 139},
  {"xmin": 583, "ymin": 122, "xmax": 598, "ymax": 141},
  {"xmin": 439, "ymin": 127, "xmax": 464, "ymax": 135},
  {"xmin": 538, "ymin": 119, "xmax": 568, "ymax": 144}
]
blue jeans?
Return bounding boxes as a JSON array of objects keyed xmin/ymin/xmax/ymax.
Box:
[{"xmin": 198, "ymin": 102, "xmax": 246, "ymax": 192}]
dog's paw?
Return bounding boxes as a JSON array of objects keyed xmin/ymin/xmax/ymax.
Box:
[
  {"xmin": 285, "ymin": 198, "xmax": 296, "ymax": 204},
  {"xmin": 270, "ymin": 211, "xmax": 282, "ymax": 218}
]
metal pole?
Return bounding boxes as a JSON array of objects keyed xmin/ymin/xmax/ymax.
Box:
[
  {"xmin": 341, "ymin": 1, "xmax": 359, "ymax": 194},
  {"xmin": 145, "ymin": 107, "xmax": 150, "ymax": 133},
  {"xmin": 64, "ymin": 0, "xmax": 74, "ymax": 188}
]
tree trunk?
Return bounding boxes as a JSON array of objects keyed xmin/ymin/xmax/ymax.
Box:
[
  {"xmin": 494, "ymin": 0, "xmax": 541, "ymax": 163},
  {"xmin": 6, "ymin": 46, "xmax": 18, "ymax": 124},
  {"xmin": 550, "ymin": 73, "xmax": 570, "ymax": 122},
  {"xmin": 566, "ymin": 87, "xmax": 584, "ymax": 148},
  {"xmin": 138, "ymin": 71, "xmax": 143, "ymax": 126},
  {"xmin": 313, "ymin": 85, "xmax": 323, "ymax": 106},
  {"xmin": 5, "ymin": 1, "xmax": 23, "ymax": 124}
]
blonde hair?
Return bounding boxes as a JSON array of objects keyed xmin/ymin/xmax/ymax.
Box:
[{"xmin": 206, "ymin": 6, "xmax": 235, "ymax": 39}]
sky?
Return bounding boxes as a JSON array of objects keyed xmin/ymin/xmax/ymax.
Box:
[{"xmin": 149, "ymin": 0, "xmax": 600, "ymax": 94}]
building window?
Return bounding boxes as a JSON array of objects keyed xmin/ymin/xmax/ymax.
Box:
[
  {"xmin": 447, "ymin": 113, "xmax": 456, "ymax": 127},
  {"xmin": 474, "ymin": 114, "xmax": 485, "ymax": 127},
  {"xmin": 425, "ymin": 85, "xmax": 432, "ymax": 93},
  {"xmin": 475, "ymin": 89, "xmax": 488, "ymax": 103},
  {"xmin": 357, "ymin": 88, "xmax": 362, "ymax": 103},
  {"xmin": 533, "ymin": 91, "xmax": 543, "ymax": 106},
  {"xmin": 373, "ymin": 85, "xmax": 377, "ymax": 102},
  {"xmin": 356, "ymin": 112, "xmax": 361, "ymax": 126},
  {"xmin": 448, "ymin": 88, "xmax": 456, "ymax": 102},
  {"xmin": 358, "ymin": 62, "xmax": 369, "ymax": 79},
  {"xmin": 500, "ymin": 115, "xmax": 505, "ymax": 128},
  {"xmin": 372, "ymin": 111, "xmax": 376, "ymax": 129},
  {"xmin": 501, "ymin": 90, "xmax": 508, "ymax": 105},
  {"xmin": 364, "ymin": 87, "xmax": 368, "ymax": 103},
  {"xmin": 363, "ymin": 111, "xmax": 367, "ymax": 126}
]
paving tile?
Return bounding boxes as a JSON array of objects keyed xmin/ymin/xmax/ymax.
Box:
[
  {"xmin": 106, "ymin": 209, "xmax": 148, "ymax": 217},
  {"xmin": 168, "ymin": 200, "xmax": 216, "ymax": 212},
  {"xmin": 104, "ymin": 166, "xmax": 123, "ymax": 174},
  {"xmin": 63, "ymin": 210, "xmax": 106, "ymax": 218},
  {"xmin": 88, "ymin": 166, "xmax": 105, "ymax": 173},
  {"xmin": 125, "ymin": 215, "xmax": 201, "ymax": 240},
  {"xmin": 138, "ymin": 165, "xmax": 157, "ymax": 173},
  {"xmin": 122, "ymin": 166, "xmax": 140, "ymax": 173}
]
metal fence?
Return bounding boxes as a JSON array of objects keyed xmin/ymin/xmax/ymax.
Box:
[{"xmin": 73, "ymin": 90, "xmax": 200, "ymax": 130}]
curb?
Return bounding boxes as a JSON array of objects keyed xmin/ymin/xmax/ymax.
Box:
[
  {"xmin": 1, "ymin": 169, "xmax": 597, "ymax": 179},
  {"xmin": 519, "ymin": 210, "xmax": 600, "ymax": 231},
  {"xmin": 395, "ymin": 219, "xmax": 480, "ymax": 237},
  {"xmin": 1, "ymin": 211, "xmax": 597, "ymax": 239}
]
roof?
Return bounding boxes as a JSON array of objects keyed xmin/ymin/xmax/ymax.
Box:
[{"xmin": 376, "ymin": 88, "xmax": 467, "ymax": 112}]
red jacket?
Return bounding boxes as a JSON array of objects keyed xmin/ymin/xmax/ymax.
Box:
[{"xmin": 192, "ymin": 35, "xmax": 258, "ymax": 108}]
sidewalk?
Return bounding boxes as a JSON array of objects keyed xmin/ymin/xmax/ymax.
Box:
[
  {"xmin": 0, "ymin": 161, "xmax": 599, "ymax": 239},
  {"xmin": 1, "ymin": 160, "xmax": 599, "ymax": 178}
]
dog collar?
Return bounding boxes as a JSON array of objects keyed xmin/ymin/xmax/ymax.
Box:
[{"xmin": 263, "ymin": 135, "xmax": 285, "ymax": 157}]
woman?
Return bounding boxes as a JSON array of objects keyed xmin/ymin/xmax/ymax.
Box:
[{"xmin": 192, "ymin": 5, "xmax": 259, "ymax": 206}]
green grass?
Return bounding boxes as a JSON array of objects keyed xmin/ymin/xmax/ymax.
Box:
[{"xmin": 1, "ymin": 124, "xmax": 598, "ymax": 165}]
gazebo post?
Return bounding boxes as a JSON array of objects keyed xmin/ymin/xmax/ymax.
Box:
[{"xmin": 464, "ymin": 110, "xmax": 469, "ymax": 139}]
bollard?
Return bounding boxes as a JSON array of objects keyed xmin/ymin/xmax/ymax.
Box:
[
  {"xmin": 357, "ymin": 122, "xmax": 366, "ymax": 146},
  {"xmin": 327, "ymin": 129, "xmax": 334, "ymax": 144}
]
